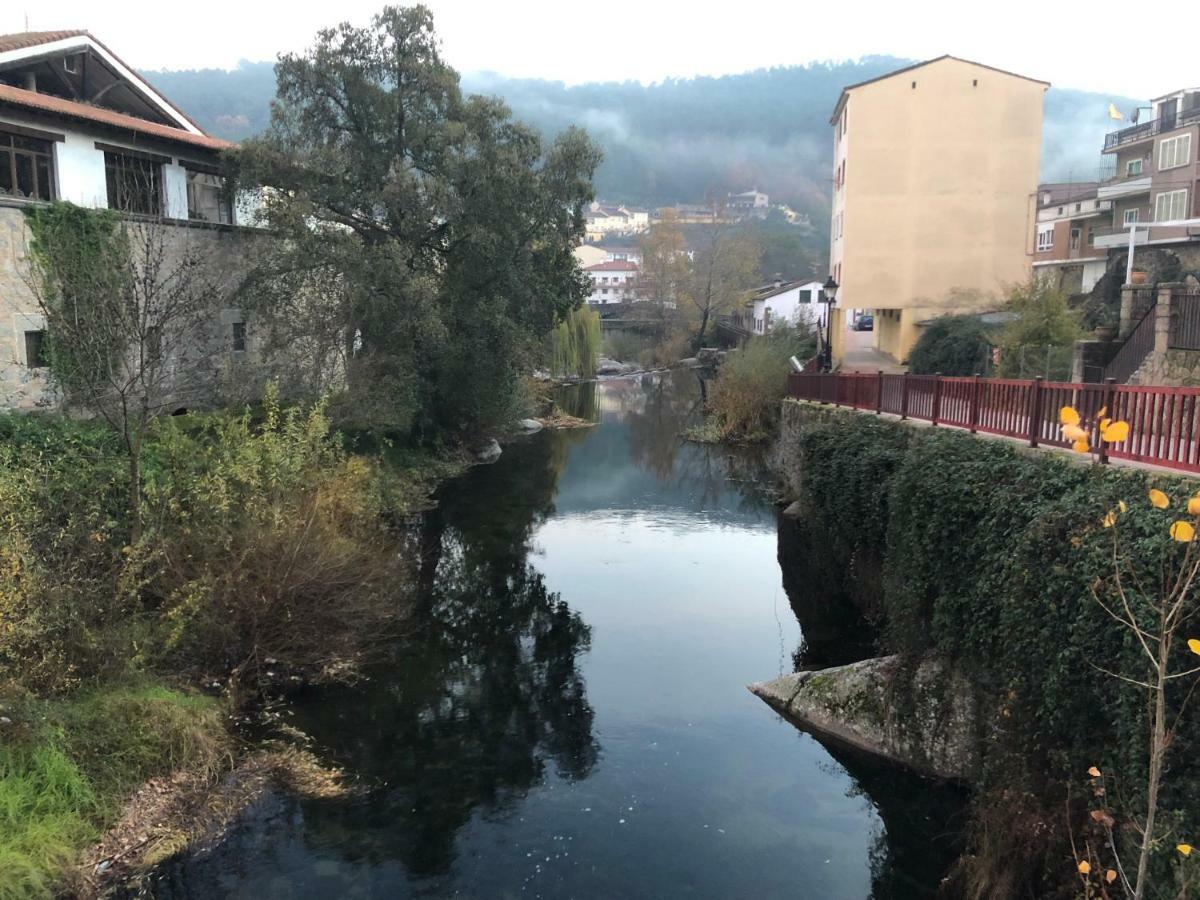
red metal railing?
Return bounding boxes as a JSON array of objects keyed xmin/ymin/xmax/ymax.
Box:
[{"xmin": 787, "ymin": 371, "xmax": 1200, "ymax": 473}]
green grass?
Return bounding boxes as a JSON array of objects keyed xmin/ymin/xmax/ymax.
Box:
[{"xmin": 0, "ymin": 682, "xmax": 227, "ymax": 899}]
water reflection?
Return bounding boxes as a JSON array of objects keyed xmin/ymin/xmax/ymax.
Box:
[{"xmin": 145, "ymin": 371, "xmax": 959, "ymax": 899}]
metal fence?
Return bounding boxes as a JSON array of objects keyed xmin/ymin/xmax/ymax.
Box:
[{"xmin": 788, "ymin": 371, "xmax": 1200, "ymax": 473}]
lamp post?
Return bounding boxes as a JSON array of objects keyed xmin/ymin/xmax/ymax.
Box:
[{"xmin": 821, "ymin": 275, "xmax": 839, "ymax": 372}]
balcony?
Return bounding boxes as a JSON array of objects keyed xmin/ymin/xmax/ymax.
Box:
[
  {"xmin": 1104, "ymin": 104, "xmax": 1200, "ymax": 151},
  {"xmin": 1097, "ymin": 174, "xmax": 1152, "ymax": 200}
]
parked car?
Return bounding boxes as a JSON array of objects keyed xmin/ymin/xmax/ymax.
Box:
[{"xmin": 854, "ymin": 314, "xmax": 874, "ymax": 332}]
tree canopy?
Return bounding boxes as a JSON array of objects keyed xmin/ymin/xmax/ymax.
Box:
[{"xmin": 234, "ymin": 5, "xmax": 601, "ymax": 439}]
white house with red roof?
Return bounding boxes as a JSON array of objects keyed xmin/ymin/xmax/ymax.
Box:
[
  {"xmin": 584, "ymin": 260, "xmax": 640, "ymax": 305},
  {"xmin": 0, "ymin": 30, "xmax": 259, "ymax": 410},
  {"xmin": 0, "ymin": 30, "xmax": 238, "ymax": 220}
]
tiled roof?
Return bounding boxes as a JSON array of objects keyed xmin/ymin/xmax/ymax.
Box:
[
  {"xmin": 0, "ymin": 84, "xmax": 233, "ymax": 151},
  {"xmin": 586, "ymin": 260, "xmax": 639, "ymax": 272},
  {"xmin": 0, "ymin": 30, "xmax": 88, "ymax": 53}
]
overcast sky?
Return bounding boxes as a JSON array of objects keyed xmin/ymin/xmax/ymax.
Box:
[{"xmin": 1, "ymin": 0, "xmax": 1192, "ymax": 99}]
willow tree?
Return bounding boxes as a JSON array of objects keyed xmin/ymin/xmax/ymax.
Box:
[{"xmin": 233, "ymin": 5, "xmax": 600, "ymax": 439}]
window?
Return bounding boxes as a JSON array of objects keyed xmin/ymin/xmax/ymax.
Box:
[
  {"xmin": 1158, "ymin": 133, "xmax": 1192, "ymax": 171},
  {"xmin": 1126, "ymin": 158, "xmax": 1143, "ymax": 177},
  {"xmin": 231, "ymin": 321, "xmax": 246, "ymax": 353},
  {"xmin": 23, "ymin": 330, "xmax": 47, "ymax": 368},
  {"xmin": 1124, "ymin": 208, "xmax": 1140, "ymax": 226},
  {"xmin": 1036, "ymin": 225, "xmax": 1054, "ymax": 251},
  {"xmin": 0, "ymin": 131, "xmax": 55, "ymax": 201},
  {"xmin": 185, "ymin": 169, "xmax": 232, "ymax": 224},
  {"xmin": 1074, "ymin": 203, "xmax": 1081, "ymax": 212},
  {"xmin": 1155, "ymin": 189, "xmax": 1188, "ymax": 222},
  {"xmin": 1057, "ymin": 206, "xmax": 1064, "ymax": 215},
  {"xmin": 104, "ymin": 151, "xmax": 162, "ymax": 215},
  {"xmin": 1070, "ymin": 227, "xmax": 1081, "ymax": 251},
  {"xmin": 1087, "ymin": 229, "xmax": 1096, "ymax": 246}
]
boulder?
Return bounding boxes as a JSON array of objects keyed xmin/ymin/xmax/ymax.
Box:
[
  {"xmin": 678, "ymin": 357, "xmax": 700, "ymax": 368},
  {"xmin": 781, "ymin": 500, "xmax": 803, "ymax": 519},
  {"xmin": 474, "ymin": 439, "xmax": 502, "ymax": 464},
  {"xmin": 749, "ymin": 655, "xmax": 977, "ymax": 780},
  {"xmin": 518, "ymin": 418, "xmax": 543, "ymax": 433}
]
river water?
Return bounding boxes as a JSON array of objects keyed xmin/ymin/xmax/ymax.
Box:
[{"xmin": 147, "ymin": 371, "xmax": 962, "ymax": 899}]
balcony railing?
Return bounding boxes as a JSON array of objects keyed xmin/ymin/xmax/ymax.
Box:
[{"xmin": 1104, "ymin": 105, "xmax": 1200, "ymax": 150}]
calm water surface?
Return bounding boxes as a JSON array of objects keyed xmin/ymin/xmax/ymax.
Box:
[{"xmin": 149, "ymin": 371, "xmax": 961, "ymax": 899}]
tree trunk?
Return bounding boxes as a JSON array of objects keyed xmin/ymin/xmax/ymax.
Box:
[
  {"xmin": 128, "ymin": 451, "xmax": 142, "ymax": 544},
  {"xmin": 1134, "ymin": 635, "xmax": 1170, "ymax": 900}
]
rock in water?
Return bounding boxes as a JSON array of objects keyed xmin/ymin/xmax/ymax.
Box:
[
  {"xmin": 475, "ymin": 439, "xmax": 502, "ymax": 464},
  {"xmin": 519, "ymin": 419, "xmax": 544, "ymax": 433},
  {"xmin": 749, "ymin": 655, "xmax": 976, "ymax": 780}
]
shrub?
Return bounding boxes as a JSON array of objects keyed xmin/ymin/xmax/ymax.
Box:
[
  {"xmin": 906, "ymin": 315, "xmax": 994, "ymax": 376},
  {"xmin": 997, "ymin": 276, "xmax": 1082, "ymax": 378},
  {"xmin": 706, "ymin": 326, "xmax": 817, "ymax": 441},
  {"xmin": 546, "ymin": 305, "xmax": 601, "ymax": 378}
]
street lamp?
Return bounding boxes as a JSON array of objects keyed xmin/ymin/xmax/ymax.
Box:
[{"xmin": 821, "ymin": 275, "xmax": 839, "ymax": 372}]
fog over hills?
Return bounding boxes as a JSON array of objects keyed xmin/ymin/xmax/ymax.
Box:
[{"xmin": 148, "ymin": 58, "xmax": 1139, "ymax": 248}]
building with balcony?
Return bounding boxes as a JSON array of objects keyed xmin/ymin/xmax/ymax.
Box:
[
  {"xmin": 828, "ymin": 56, "xmax": 1047, "ymax": 365},
  {"xmin": 584, "ymin": 260, "xmax": 640, "ymax": 305},
  {"xmin": 1029, "ymin": 182, "xmax": 1111, "ymax": 292},
  {"xmin": 1096, "ymin": 88, "xmax": 1200, "ymax": 252}
]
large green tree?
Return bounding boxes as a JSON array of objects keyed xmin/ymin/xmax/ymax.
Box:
[{"xmin": 234, "ymin": 5, "xmax": 601, "ymax": 439}]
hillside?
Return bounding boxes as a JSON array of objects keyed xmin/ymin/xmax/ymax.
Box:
[{"xmin": 147, "ymin": 58, "xmax": 1139, "ymax": 256}]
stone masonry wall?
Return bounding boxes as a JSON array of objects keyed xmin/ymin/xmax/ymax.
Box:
[{"xmin": 0, "ymin": 203, "xmax": 275, "ymax": 412}]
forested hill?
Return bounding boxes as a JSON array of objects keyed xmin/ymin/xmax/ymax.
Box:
[{"xmin": 148, "ymin": 57, "xmax": 1139, "ymax": 224}]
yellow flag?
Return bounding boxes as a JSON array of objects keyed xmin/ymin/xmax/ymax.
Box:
[{"xmin": 1109, "ymin": 103, "xmax": 1125, "ymax": 120}]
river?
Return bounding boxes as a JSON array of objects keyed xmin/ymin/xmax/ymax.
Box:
[{"xmin": 145, "ymin": 370, "xmax": 962, "ymax": 899}]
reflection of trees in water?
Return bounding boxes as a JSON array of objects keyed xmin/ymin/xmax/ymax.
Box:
[
  {"xmin": 285, "ymin": 432, "xmax": 598, "ymax": 877},
  {"xmin": 817, "ymin": 741, "xmax": 967, "ymax": 899},
  {"xmin": 777, "ymin": 512, "xmax": 880, "ymax": 669}
]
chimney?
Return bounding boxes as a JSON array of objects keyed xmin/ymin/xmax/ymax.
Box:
[{"xmin": 23, "ymin": 71, "xmax": 37, "ymax": 92}]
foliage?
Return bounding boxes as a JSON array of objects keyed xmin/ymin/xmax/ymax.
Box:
[
  {"xmin": 997, "ymin": 277, "xmax": 1083, "ymax": 379},
  {"xmin": 686, "ymin": 220, "xmax": 762, "ymax": 351},
  {"xmin": 704, "ymin": 326, "xmax": 816, "ymax": 441},
  {"xmin": 0, "ymin": 682, "xmax": 225, "ymax": 900},
  {"xmin": 906, "ymin": 315, "xmax": 995, "ymax": 376},
  {"xmin": 788, "ymin": 408, "xmax": 1200, "ymax": 896},
  {"xmin": 24, "ymin": 201, "xmax": 223, "ymax": 538},
  {"xmin": 233, "ymin": 4, "xmax": 601, "ymax": 440},
  {"xmin": 545, "ymin": 305, "xmax": 601, "ymax": 379}
]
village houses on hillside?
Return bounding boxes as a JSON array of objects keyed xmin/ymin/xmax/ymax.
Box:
[{"xmin": 0, "ymin": 30, "xmax": 260, "ymax": 410}]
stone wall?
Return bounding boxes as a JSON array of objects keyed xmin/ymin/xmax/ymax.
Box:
[{"xmin": 0, "ymin": 203, "xmax": 278, "ymax": 412}]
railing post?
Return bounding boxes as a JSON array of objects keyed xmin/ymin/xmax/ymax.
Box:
[
  {"xmin": 931, "ymin": 373, "xmax": 943, "ymax": 427},
  {"xmin": 876, "ymin": 370, "xmax": 884, "ymax": 415},
  {"xmin": 1028, "ymin": 376, "xmax": 1044, "ymax": 448},
  {"xmin": 969, "ymin": 373, "xmax": 981, "ymax": 434},
  {"xmin": 900, "ymin": 372, "xmax": 909, "ymax": 420},
  {"xmin": 1099, "ymin": 377, "xmax": 1116, "ymax": 466},
  {"xmin": 831, "ymin": 374, "xmax": 838, "ymax": 407}
]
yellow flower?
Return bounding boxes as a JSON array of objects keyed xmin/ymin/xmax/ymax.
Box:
[
  {"xmin": 1149, "ymin": 489, "xmax": 1170, "ymax": 509},
  {"xmin": 1087, "ymin": 766, "xmax": 1102, "ymax": 777},
  {"xmin": 1073, "ymin": 439, "xmax": 1090, "ymax": 454},
  {"xmin": 1105, "ymin": 870, "xmax": 1118, "ymax": 884},
  {"xmin": 1178, "ymin": 844, "xmax": 1193, "ymax": 857},
  {"xmin": 1078, "ymin": 860, "xmax": 1091, "ymax": 875},
  {"xmin": 1189, "ymin": 495, "xmax": 1200, "ymax": 517},
  {"xmin": 1119, "ymin": 500, "xmax": 1128, "ymax": 513},
  {"xmin": 1060, "ymin": 406, "xmax": 1081, "ymax": 426},
  {"xmin": 1097, "ymin": 406, "xmax": 1108, "ymax": 419},
  {"xmin": 1062, "ymin": 423, "xmax": 1088, "ymax": 442},
  {"xmin": 1171, "ymin": 521, "xmax": 1196, "ymax": 543},
  {"xmin": 1102, "ymin": 510, "xmax": 1117, "ymax": 528},
  {"xmin": 1101, "ymin": 420, "xmax": 1129, "ymax": 443},
  {"xmin": 1188, "ymin": 638, "xmax": 1200, "ymax": 656}
]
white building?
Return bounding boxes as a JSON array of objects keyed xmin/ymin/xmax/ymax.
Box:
[
  {"xmin": 584, "ymin": 202, "xmax": 650, "ymax": 240},
  {"xmin": 573, "ymin": 244, "xmax": 608, "ymax": 268},
  {"xmin": 0, "ymin": 29, "xmax": 256, "ymax": 410},
  {"xmin": 745, "ymin": 280, "xmax": 825, "ymax": 334},
  {"xmin": 728, "ymin": 189, "xmax": 769, "ymax": 210},
  {"xmin": 584, "ymin": 260, "xmax": 639, "ymax": 305}
]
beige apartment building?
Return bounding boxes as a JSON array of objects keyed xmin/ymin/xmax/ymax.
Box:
[{"xmin": 829, "ymin": 56, "xmax": 1047, "ymax": 364}]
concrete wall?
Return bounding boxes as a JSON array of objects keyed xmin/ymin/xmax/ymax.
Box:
[{"xmin": 832, "ymin": 57, "xmax": 1046, "ymax": 363}]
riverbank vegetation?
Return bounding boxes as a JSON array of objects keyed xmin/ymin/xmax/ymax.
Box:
[
  {"xmin": 780, "ymin": 405, "xmax": 1200, "ymax": 898},
  {"xmin": 690, "ymin": 326, "xmax": 816, "ymax": 442}
]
